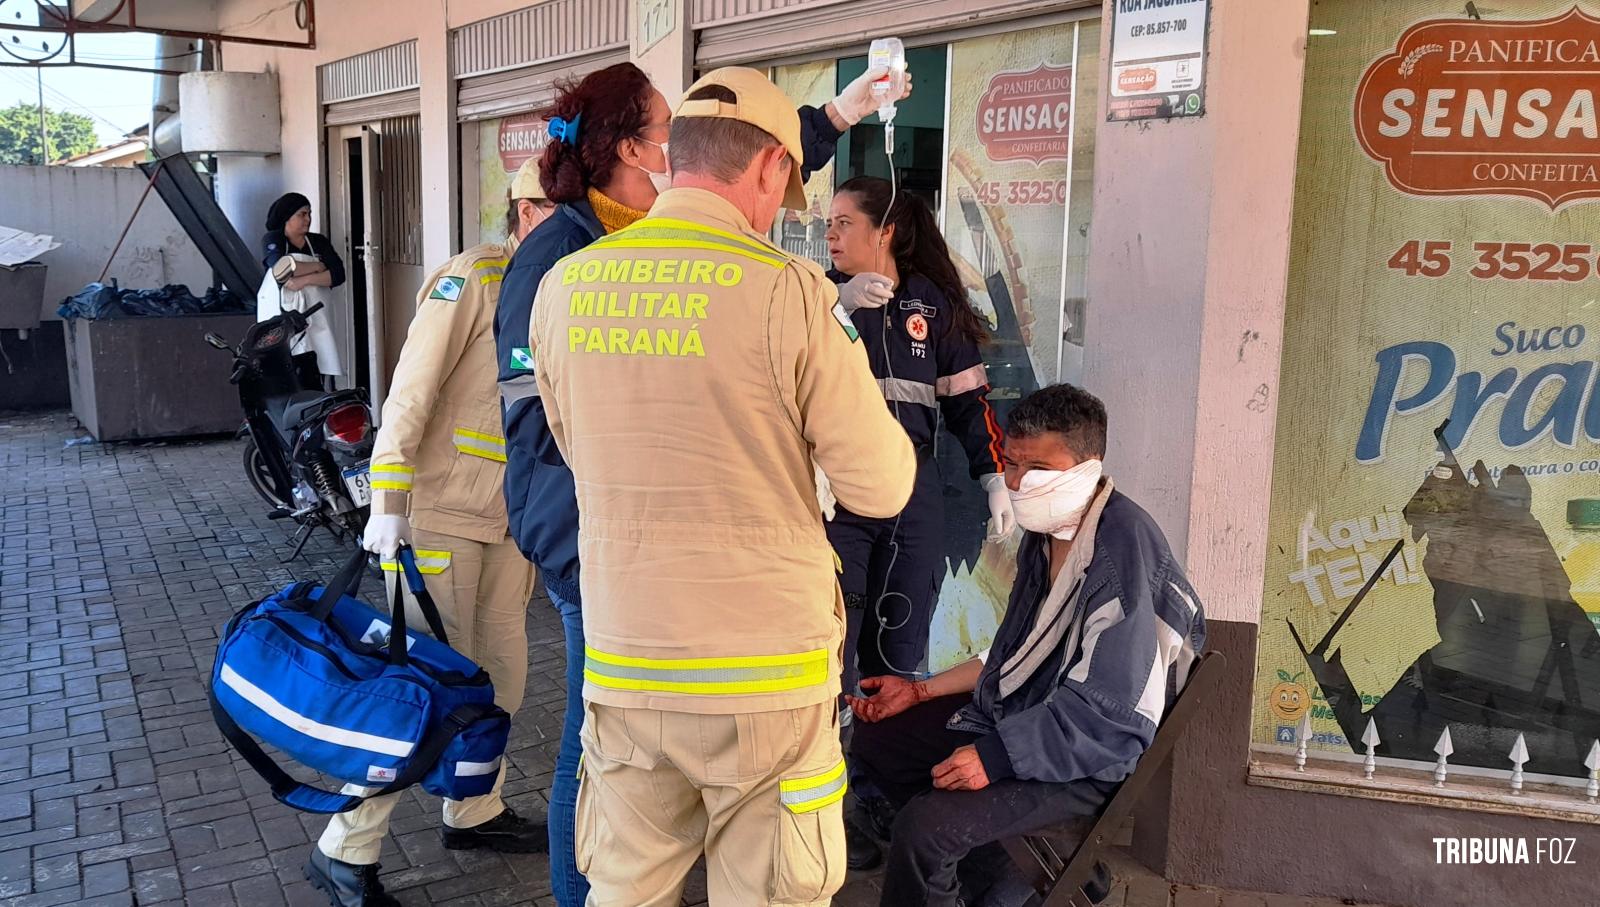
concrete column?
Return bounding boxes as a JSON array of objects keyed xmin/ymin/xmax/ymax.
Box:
[
  {"xmin": 631, "ymin": 0, "xmax": 693, "ymax": 105},
  {"xmin": 1081, "ymin": 0, "xmax": 1310, "ymax": 885},
  {"xmin": 416, "ymin": 9, "xmax": 457, "ymax": 262}
]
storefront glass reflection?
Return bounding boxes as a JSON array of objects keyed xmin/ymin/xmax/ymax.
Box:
[{"xmin": 1253, "ymin": 0, "xmax": 1600, "ymax": 783}]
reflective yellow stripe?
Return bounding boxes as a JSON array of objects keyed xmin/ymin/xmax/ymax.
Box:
[
  {"xmin": 473, "ymin": 258, "xmax": 508, "ymax": 270},
  {"xmin": 583, "ymin": 646, "xmax": 830, "ymax": 696},
  {"xmin": 627, "ymin": 217, "xmax": 784, "ymax": 260},
  {"xmin": 452, "ymin": 428, "xmax": 507, "ymax": 463},
  {"xmin": 370, "ymin": 463, "xmax": 413, "ymax": 491},
  {"xmin": 379, "ymin": 549, "xmax": 452, "ymax": 574},
  {"xmin": 591, "ymin": 237, "xmax": 783, "ymax": 268},
  {"xmin": 779, "ymin": 760, "xmax": 848, "ymax": 814},
  {"xmin": 480, "ymin": 273, "xmax": 503, "ymax": 286}
]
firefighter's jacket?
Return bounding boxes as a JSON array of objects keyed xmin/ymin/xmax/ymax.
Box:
[
  {"xmin": 369, "ymin": 237, "xmax": 518, "ymax": 544},
  {"xmin": 528, "ymin": 188, "xmax": 916, "ymax": 714}
]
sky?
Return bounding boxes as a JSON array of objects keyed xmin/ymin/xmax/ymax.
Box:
[{"xmin": 0, "ymin": 31, "xmax": 158, "ymax": 146}]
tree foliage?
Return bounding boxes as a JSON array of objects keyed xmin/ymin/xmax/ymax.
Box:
[{"xmin": 0, "ymin": 103, "xmax": 101, "ymax": 165}]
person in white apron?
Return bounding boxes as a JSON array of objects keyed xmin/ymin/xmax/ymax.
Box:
[{"xmin": 261, "ymin": 192, "xmax": 346, "ymax": 389}]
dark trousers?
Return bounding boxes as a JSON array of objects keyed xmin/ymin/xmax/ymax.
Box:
[
  {"xmin": 851, "ymin": 696, "xmax": 1115, "ymax": 907},
  {"xmin": 828, "ymin": 459, "xmax": 944, "ymax": 690}
]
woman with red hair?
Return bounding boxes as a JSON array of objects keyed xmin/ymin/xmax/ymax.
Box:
[{"xmin": 495, "ymin": 61, "xmax": 909, "ymax": 905}]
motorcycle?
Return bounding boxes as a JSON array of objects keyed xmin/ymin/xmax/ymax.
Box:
[{"xmin": 205, "ymin": 302, "xmax": 375, "ymax": 561}]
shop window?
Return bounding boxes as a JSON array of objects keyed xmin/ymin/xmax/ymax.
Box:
[
  {"xmin": 769, "ymin": 17, "xmax": 1099, "ymax": 671},
  {"xmin": 1252, "ymin": 0, "xmax": 1600, "ymax": 804},
  {"xmin": 471, "ymin": 112, "xmax": 549, "ymax": 247}
]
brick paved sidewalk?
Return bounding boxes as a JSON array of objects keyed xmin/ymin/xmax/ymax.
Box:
[{"xmin": 1, "ymin": 410, "xmax": 1375, "ymax": 907}]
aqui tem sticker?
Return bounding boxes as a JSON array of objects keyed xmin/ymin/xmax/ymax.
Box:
[
  {"xmin": 429, "ymin": 275, "xmax": 465, "ymax": 302},
  {"xmin": 366, "ymin": 765, "xmax": 397, "ymax": 783},
  {"xmin": 510, "ymin": 348, "xmax": 535, "ymax": 370},
  {"xmin": 831, "ymin": 303, "xmax": 860, "ymax": 343}
]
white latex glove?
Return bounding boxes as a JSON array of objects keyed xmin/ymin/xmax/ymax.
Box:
[
  {"xmin": 815, "ymin": 465, "xmax": 837, "ymax": 522},
  {"xmin": 981, "ymin": 474, "xmax": 1015, "ymax": 543},
  {"xmin": 362, "ymin": 513, "xmax": 411, "ymax": 559},
  {"xmin": 838, "ymin": 272, "xmax": 894, "ymax": 313},
  {"xmin": 832, "ymin": 65, "xmax": 914, "ymax": 127}
]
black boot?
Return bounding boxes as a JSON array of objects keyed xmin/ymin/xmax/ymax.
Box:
[
  {"xmin": 845, "ymin": 817, "xmax": 883, "ymax": 871},
  {"xmin": 440, "ymin": 806, "xmax": 548, "ymax": 853},
  {"xmin": 304, "ymin": 848, "xmax": 400, "ymax": 907}
]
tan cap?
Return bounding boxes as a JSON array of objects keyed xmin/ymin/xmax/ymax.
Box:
[
  {"xmin": 674, "ymin": 67, "xmax": 807, "ymax": 210},
  {"xmin": 509, "ymin": 158, "xmax": 547, "ymax": 201}
]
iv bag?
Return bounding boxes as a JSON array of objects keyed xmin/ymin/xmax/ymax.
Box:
[{"xmin": 869, "ymin": 37, "xmax": 907, "ymax": 123}]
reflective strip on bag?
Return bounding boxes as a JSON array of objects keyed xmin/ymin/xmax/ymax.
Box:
[
  {"xmin": 583, "ymin": 646, "xmax": 830, "ymax": 697},
  {"xmin": 455, "ymin": 758, "xmax": 500, "ymax": 777},
  {"xmin": 370, "ymin": 463, "xmax": 414, "ymax": 492},
  {"xmin": 379, "ymin": 549, "xmax": 452, "ymax": 574},
  {"xmin": 218, "ymin": 664, "xmax": 416, "ymax": 757},
  {"xmin": 779, "ymin": 760, "xmax": 847, "ymax": 814},
  {"xmin": 452, "ymin": 428, "xmax": 507, "ymax": 463}
]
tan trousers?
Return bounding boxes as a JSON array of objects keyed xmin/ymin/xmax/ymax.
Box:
[
  {"xmin": 318, "ymin": 528, "xmax": 536, "ymax": 864},
  {"xmin": 576, "ymin": 700, "xmax": 847, "ymax": 907}
]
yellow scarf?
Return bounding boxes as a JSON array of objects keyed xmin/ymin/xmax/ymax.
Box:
[{"xmin": 588, "ymin": 187, "xmax": 647, "ymax": 235}]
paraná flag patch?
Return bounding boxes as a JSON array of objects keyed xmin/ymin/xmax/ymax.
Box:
[
  {"xmin": 831, "ymin": 303, "xmax": 860, "ymax": 343},
  {"xmin": 429, "ymin": 276, "xmax": 465, "ymax": 302}
]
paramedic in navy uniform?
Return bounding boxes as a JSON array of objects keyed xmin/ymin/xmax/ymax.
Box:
[{"xmin": 824, "ymin": 177, "xmax": 1013, "ymax": 868}]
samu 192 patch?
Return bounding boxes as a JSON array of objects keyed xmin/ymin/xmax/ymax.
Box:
[
  {"xmin": 509, "ymin": 347, "xmax": 534, "ymax": 370},
  {"xmin": 428, "ymin": 275, "xmax": 465, "ymax": 302},
  {"xmin": 831, "ymin": 303, "xmax": 860, "ymax": 343}
]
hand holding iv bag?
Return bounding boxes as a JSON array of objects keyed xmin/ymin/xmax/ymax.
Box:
[{"xmin": 868, "ymin": 38, "xmax": 908, "ymax": 123}]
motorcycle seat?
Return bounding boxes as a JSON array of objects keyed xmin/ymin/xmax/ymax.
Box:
[{"xmin": 269, "ymin": 391, "xmax": 332, "ymax": 435}]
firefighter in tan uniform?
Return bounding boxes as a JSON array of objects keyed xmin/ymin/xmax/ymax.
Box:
[
  {"xmin": 527, "ymin": 68, "xmax": 916, "ymax": 906},
  {"xmin": 305, "ymin": 161, "xmax": 555, "ymax": 907}
]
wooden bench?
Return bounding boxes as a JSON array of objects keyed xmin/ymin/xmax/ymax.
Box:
[{"xmin": 1001, "ymin": 650, "xmax": 1227, "ymax": 907}]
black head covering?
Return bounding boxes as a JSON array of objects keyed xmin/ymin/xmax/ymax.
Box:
[{"xmin": 265, "ymin": 193, "xmax": 312, "ymax": 232}]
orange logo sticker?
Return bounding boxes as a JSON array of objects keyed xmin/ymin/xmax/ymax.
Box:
[
  {"xmin": 906, "ymin": 313, "xmax": 929, "ymax": 341},
  {"xmin": 1354, "ymin": 7, "xmax": 1600, "ymax": 211}
]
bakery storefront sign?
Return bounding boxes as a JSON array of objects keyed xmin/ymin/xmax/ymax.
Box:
[
  {"xmin": 1355, "ymin": 6, "xmax": 1600, "ymax": 209},
  {"xmin": 976, "ymin": 63, "xmax": 1074, "ymax": 164},
  {"xmin": 497, "ymin": 112, "xmax": 549, "ymax": 173}
]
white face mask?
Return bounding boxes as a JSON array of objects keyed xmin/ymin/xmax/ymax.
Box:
[
  {"xmin": 1009, "ymin": 459, "xmax": 1104, "ymax": 540},
  {"xmin": 638, "ymin": 138, "xmax": 671, "ymax": 195}
]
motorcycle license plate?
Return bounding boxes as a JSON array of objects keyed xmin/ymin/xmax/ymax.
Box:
[{"xmin": 343, "ymin": 464, "xmax": 373, "ymax": 507}]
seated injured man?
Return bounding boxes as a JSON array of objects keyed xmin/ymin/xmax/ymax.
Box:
[{"xmin": 847, "ymin": 383, "xmax": 1208, "ymax": 907}]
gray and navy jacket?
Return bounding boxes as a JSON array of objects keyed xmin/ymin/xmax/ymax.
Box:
[
  {"xmin": 952, "ymin": 478, "xmax": 1207, "ymax": 784},
  {"xmin": 494, "ymin": 106, "xmax": 845, "ymax": 606},
  {"xmin": 824, "ymin": 270, "xmax": 1003, "ymax": 481}
]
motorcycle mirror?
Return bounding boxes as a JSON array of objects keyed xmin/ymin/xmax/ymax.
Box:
[{"xmin": 204, "ymin": 333, "xmax": 230, "ymax": 350}]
